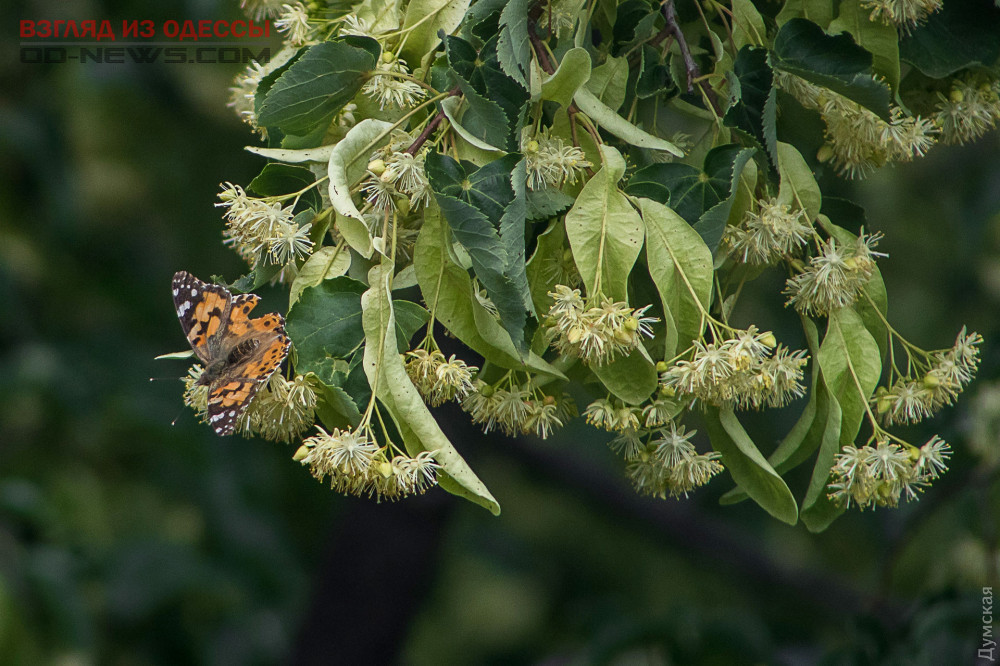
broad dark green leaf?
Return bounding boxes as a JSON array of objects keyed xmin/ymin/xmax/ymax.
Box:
[
  {"xmin": 222, "ymin": 264, "xmax": 282, "ymax": 293},
  {"xmin": 448, "ymin": 72, "xmax": 511, "ymax": 151},
  {"xmin": 703, "ymin": 406, "xmax": 799, "ymax": 525},
  {"xmin": 258, "ymin": 39, "xmax": 379, "ymax": 134},
  {"xmin": 771, "ymin": 18, "xmax": 891, "ymax": 120},
  {"xmin": 900, "ymin": 1, "xmax": 1000, "ymax": 77},
  {"xmin": 636, "ymin": 44, "xmax": 676, "ymax": 100},
  {"xmin": 625, "ymin": 144, "xmax": 743, "ymax": 226},
  {"xmin": 828, "ymin": 0, "xmax": 900, "ymax": 91},
  {"xmin": 724, "ymin": 47, "xmax": 776, "ymax": 163},
  {"xmin": 497, "ymin": 0, "xmax": 530, "ymax": 89},
  {"xmin": 392, "ymin": 300, "xmax": 430, "ymax": 351},
  {"xmin": 310, "ymin": 377, "xmax": 362, "ymax": 431},
  {"xmin": 693, "ymin": 148, "xmax": 757, "ymax": 251},
  {"xmin": 248, "ymin": 163, "xmax": 321, "ymax": 212},
  {"xmin": 286, "ymin": 277, "xmax": 368, "ymax": 370},
  {"xmin": 425, "ymin": 152, "xmax": 531, "ymax": 351},
  {"xmin": 526, "ymin": 187, "xmax": 576, "ymax": 221}
]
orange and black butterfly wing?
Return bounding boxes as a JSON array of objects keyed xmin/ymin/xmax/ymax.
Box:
[
  {"xmin": 205, "ymin": 313, "xmax": 291, "ymax": 436},
  {"xmin": 172, "ymin": 271, "xmax": 233, "ymax": 365}
]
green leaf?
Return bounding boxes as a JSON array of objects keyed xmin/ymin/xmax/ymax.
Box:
[
  {"xmin": 289, "ymin": 245, "xmax": 352, "ymax": 307},
  {"xmin": 328, "ymin": 118, "xmax": 394, "ymax": 220},
  {"xmin": 565, "ymin": 145, "xmax": 645, "ymax": 302},
  {"xmin": 591, "ymin": 345, "xmax": 658, "ymax": 405},
  {"xmin": 776, "ymin": 141, "xmax": 821, "ymax": 222},
  {"xmin": 771, "ymin": 18, "xmax": 891, "ymax": 121},
  {"xmin": 573, "ymin": 87, "xmax": 684, "ymax": 157},
  {"xmin": 399, "ymin": 0, "xmax": 471, "ymax": 67},
  {"xmin": 224, "ymin": 264, "xmax": 282, "ymax": 293},
  {"xmin": 703, "ymin": 406, "xmax": 799, "ymax": 525},
  {"xmin": 525, "ymin": 218, "xmax": 567, "ymax": 315},
  {"xmin": 900, "ymin": 1, "xmax": 1000, "ymax": 78},
  {"xmin": 413, "ymin": 201, "xmax": 566, "ymax": 377},
  {"xmin": 362, "ymin": 263, "xmax": 501, "ymax": 515},
  {"xmin": 638, "ymin": 198, "xmax": 713, "ymax": 358},
  {"xmin": 310, "ymin": 376, "xmax": 362, "ymax": 431},
  {"xmin": 258, "ymin": 39, "xmax": 379, "ymax": 134},
  {"xmin": 775, "ymin": 0, "xmax": 834, "ymax": 28},
  {"xmin": 497, "ymin": 0, "xmax": 530, "ymax": 88},
  {"xmin": 245, "ymin": 144, "xmax": 336, "ymax": 163},
  {"xmin": 585, "ymin": 55, "xmax": 629, "ymax": 111},
  {"xmin": 443, "ymin": 75, "xmax": 509, "ymax": 151},
  {"xmin": 393, "ymin": 300, "xmax": 430, "ymax": 351},
  {"xmin": 334, "ymin": 212, "xmax": 374, "ymax": 258},
  {"xmin": 828, "ymin": 0, "xmax": 900, "ymax": 91},
  {"xmin": 526, "ymin": 187, "xmax": 576, "ymax": 221},
  {"xmin": 286, "ymin": 276, "xmax": 368, "ymax": 373},
  {"xmin": 626, "ymin": 144, "xmax": 742, "ymax": 225},
  {"xmin": 249, "ymin": 163, "xmax": 321, "ymax": 214},
  {"xmin": 541, "ymin": 47, "xmax": 592, "ymax": 108},
  {"xmin": 723, "ymin": 47, "xmax": 776, "ymax": 163},
  {"xmin": 692, "ymin": 148, "xmax": 757, "ymax": 251},
  {"xmin": 731, "ymin": 0, "xmax": 766, "ymax": 50},
  {"xmin": 635, "ymin": 45, "xmax": 676, "ymax": 100},
  {"xmin": 425, "ymin": 152, "xmax": 531, "ymax": 351}
]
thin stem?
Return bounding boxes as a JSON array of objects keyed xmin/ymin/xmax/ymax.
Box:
[{"xmin": 661, "ymin": 0, "xmax": 722, "ymax": 117}]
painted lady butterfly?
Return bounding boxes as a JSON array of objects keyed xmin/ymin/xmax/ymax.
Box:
[{"xmin": 172, "ymin": 271, "xmax": 291, "ymax": 435}]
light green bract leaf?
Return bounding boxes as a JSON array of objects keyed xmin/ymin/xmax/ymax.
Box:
[
  {"xmin": 289, "ymin": 245, "xmax": 352, "ymax": 307},
  {"xmin": 776, "ymin": 141, "xmax": 821, "ymax": 221},
  {"xmin": 541, "ymin": 47, "xmax": 592, "ymax": 108},
  {"xmin": 573, "ymin": 87, "xmax": 684, "ymax": 157},
  {"xmin": 703, "ymin": 406, "xmax": 799, "ymax": 525},
  {"xmin": 638, "ymin": 198, "xmax": 712, "ymax": 358},
  {"xmin": 245, "ymin": 144, "xmax": 336, "ymax": 163},
  {"xmin": 585, "ymin": 55, "xmax": 628, "ymax": 110},
  {"xmin": 335, "ymin": 212, "xmax": 374, "ymax": 258},
  {"xmin": 361, "ymin": 263, "xmax": 501, "ymax": 515},
  {"xmin": 328, "ymin": 118, "xmax": 393, "ymax": 220},
  {"xmin": 155, "ymin": 350, "xmax": 195, "ymax": 360},
  {"xmin": 565, "ymin": 146, "xmax": 644, "ymax": 302},
  {"xmin": 591, "ymin": 345, "xmax": 657, "ymax": 405},
  {"xmin": 399, "ymin": 0, "xmax": 470, "ymax": 67}
]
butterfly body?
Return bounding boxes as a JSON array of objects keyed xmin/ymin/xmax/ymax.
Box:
[{"xmin": 171, "ymin": 271, "xmax": 290, "ymax": 435}]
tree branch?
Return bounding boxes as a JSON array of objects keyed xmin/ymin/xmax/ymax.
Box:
[{"xmin": 661, "ymin": 0, "xmax": 722, "ymax": 117}]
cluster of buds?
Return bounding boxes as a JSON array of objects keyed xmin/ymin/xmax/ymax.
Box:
[
  {"xmin": 873, "ymin": 327, "xmax": 982, "ymax": 426},
  {"xmin": 522, "ymin": 128, "xmax": 592, "ymax": 190},
  {"xmin": 784, "ymin": 232, "xmax": 884, "ymax": 316},
  {"xmin": 934, "ymin": 74, "xmax": 1000, "ymax": 145},
  {"xmin": 404, "ymin": 348, "xmax": 477, "ymax": 407},
  {"xmin": 827, "ymin": 436, "xmax": 952, "ymax": 509},
  {"xmin": 461, "ymin": 380, "xmax": 576, "ymax": 440},
  {"xmin": 723, "ymin": 198, "xmax": 813, "ymax": 265},
  {"xmin": 659, "ymin": 327, "xmax": 808, "ymax": 410},
  {"xmin": 216, "ymin": 183, "xmax": 314, "ymax": 275},
  {"xmin": 295, "ymin": 426, "xmax": 440, "ymax": 500},
  {"xmin": 544, "ymin": 285, "xmax": 657, "ymax": 365},
  {"xmin": 625, "ymin": 424, "xmax": 725, "ymax": 499},
  {"xmin": 777, "ymin": 73, "xmax": 937, "ymax": 179}
]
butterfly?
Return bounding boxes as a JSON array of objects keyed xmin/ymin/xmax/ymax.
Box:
[{"xmin": 171, "ymin": 271, "xmax": 290, "ymax": 435}]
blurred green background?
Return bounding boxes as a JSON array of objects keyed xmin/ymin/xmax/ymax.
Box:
[{"xmin": 2, "ymin": 1, "xmax": 999, "ymax": 664}]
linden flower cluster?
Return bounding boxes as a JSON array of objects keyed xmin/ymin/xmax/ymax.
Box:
[
  {"xmin": 239, "ymin": 0, "xmax": 286, "ymax": 21},
  {"xmin": 777, "ymin": 73, "xmax": 937, "ymax": 179},
  {"xmin": 361, "ymin": 148, "xmax": 433, "ymax": 214},
  {"xmin": 544, "ymin": 285, "xmax": 658, "ymax": 365},
  {"xmin": 935, "ymin": 74, "xmax": 1000, "ymax": 145},
  {"xmin": 404, "ymin": 348, "xmax": 477, "ymax": 407},
  {"xmin": 363, "ymin": 53, "xmax": 425, "ymax": 110},
  {"xmin": 659, "ymin": 328, "xmax": 809, "ymax": 410},
  {"xmin": 461, "ymin": 379, "xmax": 576, "ymax": 440},
  {"xmin": 625, "ymin": 424, "xmax": 725, "ymax": 499},
  {"xmin": 182, "ymin": 368, "xmax": 317, "ymax": 443},
  {"xmin": 784, "ymin": 232, "xmax": 885, "ymax": 316},
  {"xmin": 522, "ymin": 129, "xmax": 592, "ymax": 190},
  {"xmin": 273, "ymin": 2, "xmax": 312, "ymax": 46},
  {"xmin": 216, "ymin": 183, "xmax": 314, "ymax": 275},
  {"xmin": 862, "ymin": 0, "xmax": 942, "ymax": 29},
  {"xmin": 295, "ymin": 427, "xmax": 440, "ymax": 500},
  {"xmin": 827, "ymin": 436, "xmax": 952, "ymax": 509},
  {"xmin": 723, "ymin": 198, "xmax": 813, "ymax": 265},
  {"xmin": 873, "ymin": 328, "xmax": 983, "ymax": 426}
]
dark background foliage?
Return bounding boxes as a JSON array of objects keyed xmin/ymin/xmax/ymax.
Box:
[{"xmin": 2, "ymin": 0, "xmax": 999, "ymax": 663}]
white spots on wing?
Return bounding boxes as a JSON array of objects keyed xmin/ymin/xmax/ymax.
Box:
[
  {"xmin": 172, "ymin": 288, "xmax": 179, "ymax": 296},
  {"xmin": 177, "ymin": 300, "xmax": 191, "ymax": 317},
  {"xmin": 190, "ymin": 288, "xmax": 198, "ymax": 297}
]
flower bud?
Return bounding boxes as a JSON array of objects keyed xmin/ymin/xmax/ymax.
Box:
[
  {"xmin": 760, "ymin": 332, "xmax": 777, "ymax": 348},
  {"xmin": 293, "ymin": 445, "xmax": 310, "ymax": 461},
  {"xmin": 623, "ymin": 316, "xmax": 640, "ymax": 332},
  {"xmin": 368, "ymin": 159, "xmax": 386, "ymax": 175},
  {"xmin": 543, "ymin": 394, "xmax": 556, "ymax": 406},
  {"xmin": 381, "ymin": 52, "xmax": 395, "ymax": 65},
  {"xmin": 567, "ymin": 327, "xmax": 584, "ymax": 344},
  {"xmin": 922, "ymin": 373, "xmax": 941, "ymax": 389},
  {"xmin": 656, "ymin": 361, "xmax": 669, "ymax": 373},
  {"xmin": 949, "ymin": 88, "xmax": 964, "ymax": 104},
  {"xmin": 817, "ymin": 144, "xmax": 834, "ymax": 163}
]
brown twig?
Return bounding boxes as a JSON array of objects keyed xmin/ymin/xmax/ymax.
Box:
[
  {"xmin": 662, "ymin": 0, "xmax": 722, "ymax": 117},
  {"xmin": 405, "ymin": 85, "xmax": 462, "ymax": 155}
]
